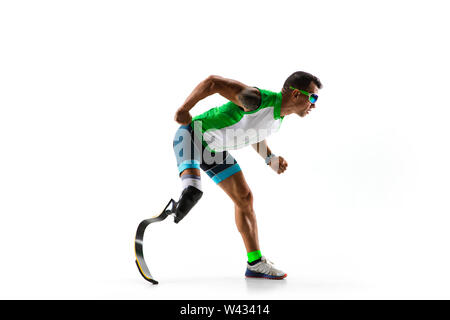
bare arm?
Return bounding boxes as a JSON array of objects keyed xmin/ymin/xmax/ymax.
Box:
[
  {"xmin": 174, "ymin": 76, "xmax": 216, "ymax": 124},
  {"xmin": 209, "ymin": 75, "xmax": 261, "ymax": 111},
  {"xmin": 175, "ymin": 75, "xmax": 261, "ymax": 124},
  {"xmin": 252, "ymin": 139, "xmax": 288, "ymax": 174},
  {"xmin": 251, "ymin": 139, "xmax": 272, "ymax": 159},
  {"xmin": 178, "ymin": 75, "xmax": 261, "ymax": 112},
  {"xmin": 177, "ymin": 75, "xmax": 216, "ymax": 112}
]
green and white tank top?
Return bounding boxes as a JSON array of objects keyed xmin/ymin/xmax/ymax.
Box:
[{"xmin": 190, "ymin": 87, "xmax": 284, "ymax": 152}]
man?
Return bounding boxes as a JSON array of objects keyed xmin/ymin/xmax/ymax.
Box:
[{"xmin": 172, "ymin": 71, "xmax": 322, "ymax": 279}]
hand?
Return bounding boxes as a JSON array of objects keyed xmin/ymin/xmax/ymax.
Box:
[
  {"xmin": 174, "ymin": 108, "xmax": 192, "ymax": 125},
  {"xmin": 269, "ymin": 156, "xmax": 288, "ymax": 174}
]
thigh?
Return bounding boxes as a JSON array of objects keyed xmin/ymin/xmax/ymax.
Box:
[{"xmin": 216, "ymin": 170, "xmax": 252, "ymax": 205}]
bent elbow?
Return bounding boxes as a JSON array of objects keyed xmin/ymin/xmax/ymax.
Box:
[{"xmin": 205, "ymin": 74, "xmax": 220, "ymax": 92}]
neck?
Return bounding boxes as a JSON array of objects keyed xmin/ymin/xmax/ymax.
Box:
[{"xmin": 280, "ymin": 91, "xmax": 296, "ymax": 116}]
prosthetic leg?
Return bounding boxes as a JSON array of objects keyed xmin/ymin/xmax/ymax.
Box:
[{"xmin": 134, "ymin": 186, "xmax": 203, "ymax": 284}]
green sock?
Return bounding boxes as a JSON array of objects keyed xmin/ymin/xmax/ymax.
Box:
[{"xmin": 247, "ymin": 250, "xmax": 262, "ymax": 263}]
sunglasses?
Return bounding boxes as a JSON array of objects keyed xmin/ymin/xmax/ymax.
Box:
[{"xmin": 289, "ymin": 86, "xmax": 319, "ymax": 103}]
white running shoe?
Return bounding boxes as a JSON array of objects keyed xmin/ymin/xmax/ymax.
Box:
[{"xmin": 245, "ymin": 256, "xmax": 287, "ymax": 280}]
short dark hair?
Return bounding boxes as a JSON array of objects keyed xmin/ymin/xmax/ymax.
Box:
[{"xmin": 282, "ymin": 71, "xmax": 322, "ymax": 92}]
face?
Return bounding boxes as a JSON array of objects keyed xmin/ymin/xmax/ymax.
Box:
[{"xmin": 291, "ymin": 82, "xmax": 320, "ymax": 117}]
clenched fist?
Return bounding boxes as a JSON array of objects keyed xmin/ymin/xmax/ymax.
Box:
[
  {"xmin": 174, "ymin": 108, "xmax": 192, "ymax": 125},
  {"xmin": 269, "ymin": 156, "xmax": 288, "ymax": 174}
]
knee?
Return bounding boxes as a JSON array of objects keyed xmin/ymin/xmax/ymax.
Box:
[{"xmin": 234, "ymin": 189, "xmax": 253, "ymax": 209}]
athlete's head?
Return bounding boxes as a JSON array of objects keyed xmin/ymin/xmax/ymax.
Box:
[{"xmin": 281, "ymin": 71, "xmax": 322, "ymax": 117}]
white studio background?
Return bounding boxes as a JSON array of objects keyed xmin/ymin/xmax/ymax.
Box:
[{"xmin": 0, "ymin": 0, "xmax": 449, "ymax": 299}]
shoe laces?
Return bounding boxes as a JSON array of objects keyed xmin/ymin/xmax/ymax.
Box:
[
  {"xmin": 262, "ymin": 256, "xmax": 275, "ymax": 266},
  {"xmin": 258, "ymin": 256, "xmax": 276, "ymax": 274}
]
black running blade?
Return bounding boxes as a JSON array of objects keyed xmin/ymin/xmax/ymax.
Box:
[
  {"xmin": 134, "ymin": 199, "xmax": 175, "ymax": 284},
  {"xmin": 135, "ymin": 260, "xmax": 159, "ymax": 284}
]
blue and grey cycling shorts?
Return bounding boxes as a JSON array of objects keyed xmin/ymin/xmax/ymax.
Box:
[{"xmin": 172, "ymin": 124, "xmax": 241, "ymax": 184}]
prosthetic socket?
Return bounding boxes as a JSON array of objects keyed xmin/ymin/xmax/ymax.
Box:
[{"xmin": 174, "ymin": 185, "xmax": 203, "ymax": 223}]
